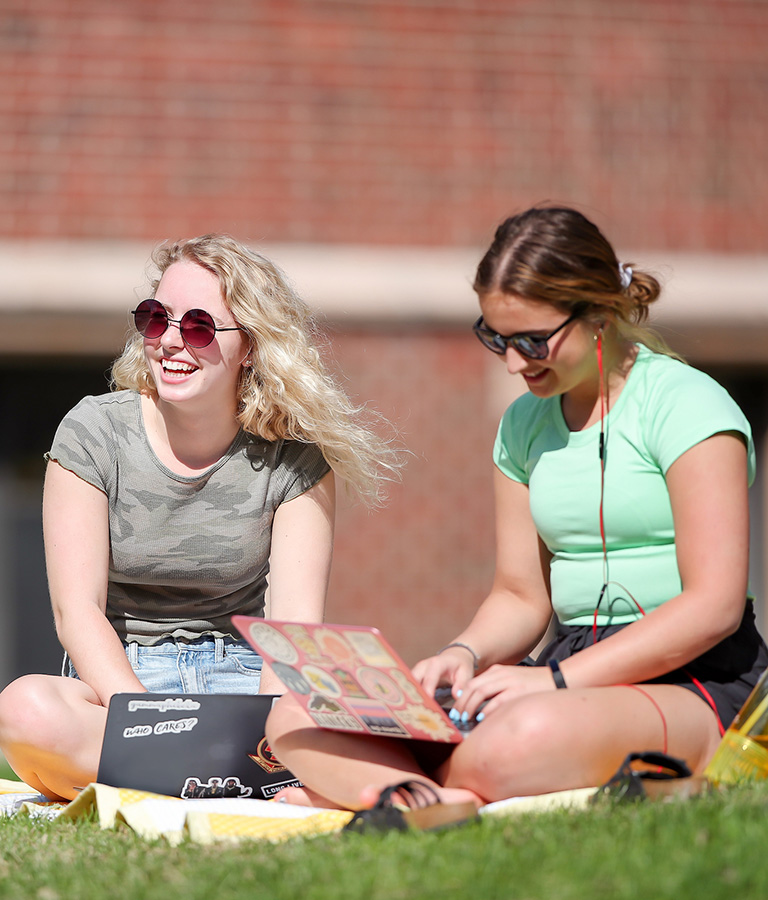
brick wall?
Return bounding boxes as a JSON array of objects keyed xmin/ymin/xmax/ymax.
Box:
[
  {"xmin": 1, "ymin": 0, "xmax": 766, "ymax": 250},
  {"xmin": 1, "ymin": 0, "xmax": 767, "ymax": 675},
  {"xmin": 322, "ymin": 325, "xmax": 513, "ymax": 664}
]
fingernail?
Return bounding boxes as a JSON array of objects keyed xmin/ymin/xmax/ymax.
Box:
[
  {"xmin": 456, "ymin": 689, "xmax": 463, "ymax": 698},
  {"xmin": 460, "ymin": 711, "xmax": 469, "ymax": 723},
  {"xmin": 449, "ymin": 708, "xmax": 459, "ymax": 721},
  {"xmin": 476, "ymin": 712, "xmax": 484, "ymax": 722}
]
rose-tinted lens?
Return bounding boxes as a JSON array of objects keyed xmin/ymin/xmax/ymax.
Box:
[
  {"xmin": 133, "ymin": 300, "xmax": 168, "ymax": 339},
  {"xmin": 179, "ymin": 309, "xmax": 217, "ymax": 348}
]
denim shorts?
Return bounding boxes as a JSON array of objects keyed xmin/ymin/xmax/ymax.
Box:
[{"xmin": 62, "ymin": 634, "xmax": 263, "ymax": 694}]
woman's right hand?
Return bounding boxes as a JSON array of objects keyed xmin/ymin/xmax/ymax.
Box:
[{"xmin": 412, "ymin": 646, "xmax": 477, "ymax": 701}]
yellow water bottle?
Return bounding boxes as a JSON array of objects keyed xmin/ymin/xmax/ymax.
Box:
[{"xmin": 705, "ymin": 669, "xmax": 768, "ymax": 785}]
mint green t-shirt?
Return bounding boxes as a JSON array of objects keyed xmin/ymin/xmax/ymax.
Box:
[{"xmin": 493, "ymin": 346, "xmax": 755, "ymax": 627}]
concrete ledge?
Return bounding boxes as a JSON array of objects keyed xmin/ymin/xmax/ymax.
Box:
[{"xmin": 1, "ymin": 241, "xmax": 766, "ymax": 361}]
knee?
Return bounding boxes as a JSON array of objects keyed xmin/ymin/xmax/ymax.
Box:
[
  {"xmin": 483, "ymin": 694, "xmax": 564, "ymax": 749},
  {"xmin": 0, "ymin": 675, "xmax": 66, "ymax": 745},
  {"xmin": 462, "ymin": 696, "xmax": 565, "ymax": 790},
  {"xmin": 265, "ymin": 693, "xmax": 308, "ymax": 753}
]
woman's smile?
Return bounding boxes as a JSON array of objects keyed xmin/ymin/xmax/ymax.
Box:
[{"xmin": 160, "ymin": 357, "xmax": 199, "ymax": 380}]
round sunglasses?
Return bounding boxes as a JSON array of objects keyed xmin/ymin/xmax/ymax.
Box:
[
  {"xmin": 132, "ymin": 299, "xmax": 244, "ymax": 349},
  {"xmin": 472, "ymin": 312, "xmax": 578, "ymax": 360}
]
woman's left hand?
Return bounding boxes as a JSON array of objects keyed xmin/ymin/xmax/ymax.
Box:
[{"xmin": 453, "ymin": 663, "xmax": 556, "ymax": 723}]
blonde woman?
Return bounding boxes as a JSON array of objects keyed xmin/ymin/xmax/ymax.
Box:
[{"xmin": 0, "ymin": 234, "xmax": 397, "ymax": 800}]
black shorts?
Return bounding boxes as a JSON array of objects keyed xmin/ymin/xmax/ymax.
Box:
[{"xmin": 534, "ymin": 602, "xmax": 768, "ymax": 731}]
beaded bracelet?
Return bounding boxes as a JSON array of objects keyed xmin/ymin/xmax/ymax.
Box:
[{"xmin": 438, "ymin": 642, "xmax": 480, "ymax": 671}]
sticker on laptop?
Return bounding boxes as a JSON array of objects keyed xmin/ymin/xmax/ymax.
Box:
[
  {"xmin": 346, "ymin": 698, "xmax": 409, "ymax": 737},
  {"xmin": 246, "ymin": 622, "xmax": 299, "ymax": 664},
  {"xmin": 271, "ymin": 662, "xmax": 312, "ymax": 695},
  {"xmin": 301, "ymin": 665, "xmax": 342, "ymax": 697},
  {"xmin": 343, "ymin": 630, "xmax": 397, "ymax": 667},
  {"xmin": 314, "ymin": 628, "xmax": 356, "ymax": 665},
  {"xmin": 231, "ymin": 617, "xmax": 462, "ymax": 744},
  {"xmin": 306, "ymin": 693, "xmax": 364, "ymax": 731},
  {"xmin": 396, "ymin": 704, "xmax": 456, "ymax": 741},
  {"xmin": 356, "ymin": 666, "xmax": 404, "ymax": 705},
  {"xmin": 283, "ymin": 624, "xmax": 323, "ymax": 660}
]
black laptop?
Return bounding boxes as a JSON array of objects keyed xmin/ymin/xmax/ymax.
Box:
[{"xmin": 96, "ymin": 693, "xmax": 301, "ymax": 799}]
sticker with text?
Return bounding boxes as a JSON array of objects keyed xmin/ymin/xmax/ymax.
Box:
[
  {"xmin": 306, "ymin": 692, "xmax": 364, "ymax": 732},
  {"xmin": 343, "ymin": 631, "xmax": 397, "ymax": 667},
  {"xmin": 248, "ymin": 621, "xmax": 299, "ymax": 664},
  {"xmin": 248, "ymin": 737, "xmax": 288, "ymax": 774},
  {"xmin": 127, "ymin": 698, "xmax": 201, "ymax": 714},
  {"xmin": 346, "ymin": 698, "xmax": 409, "ymax": 737},
  {"xmin": 122, "ymin": 717, "xmax": 198, "ymax": 738}
]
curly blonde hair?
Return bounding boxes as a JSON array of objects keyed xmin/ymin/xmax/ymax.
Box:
[
  {"xmin": 111, "ymin": 234, "xmax": 401, "ymax": 506},
  {"xmin": 473, "ymin": 206, "xmax": 681, "ymax": 358}
]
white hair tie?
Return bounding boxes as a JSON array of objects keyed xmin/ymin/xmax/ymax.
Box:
[{"xmin": 619, "ymin": 263, "xmax": 633, "ymax": 290}]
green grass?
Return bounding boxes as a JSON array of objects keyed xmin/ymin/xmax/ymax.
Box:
[
  {"xmin": 0, "ymin": 758, "xmax": 19, "ymax": 783},
  {"xmin": 1, "ymin": 785, "xmax": 768, "ymax": 899}
]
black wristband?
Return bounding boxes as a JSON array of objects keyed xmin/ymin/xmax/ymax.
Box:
[{"xmin": 548, "ymin": 658, "xmax": 567, "ymax": 689}]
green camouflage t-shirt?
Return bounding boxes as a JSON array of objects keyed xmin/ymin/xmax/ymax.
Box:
[{"xmin": 46, "ymin": 391, "xmax": 330, "ymax": 643}]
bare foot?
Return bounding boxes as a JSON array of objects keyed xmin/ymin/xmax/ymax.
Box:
[
  {"xmin": 271, "ymin": 785, "xmax": 347, "ymax": 809},
  {"xmin": 359, "ymin": 781, "xmax": 484, "ymax": 810}
]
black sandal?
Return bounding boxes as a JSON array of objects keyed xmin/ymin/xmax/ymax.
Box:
[
  {"xmin": 593, "ymin": 751, "xmax": 710, "ymax": 803},
  {"xmin": 344, "ymin": 780, "xmax": 478, "ymax": 833}
]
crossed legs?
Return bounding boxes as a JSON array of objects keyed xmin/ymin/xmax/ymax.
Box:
[{"xmin": 266, "ymin": 684, "xmax": 723, "ymax": 809}]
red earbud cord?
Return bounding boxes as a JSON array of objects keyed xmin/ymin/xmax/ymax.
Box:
[{"xmin": 591, "ymin": 329, "xmax": 724, "ymax": 747}]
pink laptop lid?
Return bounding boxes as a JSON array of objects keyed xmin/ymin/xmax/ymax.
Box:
[{"xmin": 232, "ymin": 617, "xmax": 462, "ymax": 744}]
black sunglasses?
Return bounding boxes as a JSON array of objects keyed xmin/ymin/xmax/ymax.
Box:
[
  {"xmin": 472, "ymin": 312, "xmax": 578, "ymax": 360},
  {"xmin": 132, "ymin": 299, "xmax": 243, "ymax": 349}
]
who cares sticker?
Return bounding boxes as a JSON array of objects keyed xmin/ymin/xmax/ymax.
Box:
[{"xmin": 123, "ymin": 717, "xmax": 198, "ymax": 738}]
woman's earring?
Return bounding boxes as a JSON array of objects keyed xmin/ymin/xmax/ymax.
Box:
[{"xmin": 241, "ymin": 356, "xmax": 252, "ymax": 368}]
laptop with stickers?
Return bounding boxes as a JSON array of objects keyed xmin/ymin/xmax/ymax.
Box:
[
  {"xmin": 97, "ymin": 693, "xmax": 302, "ymax": 799},
  {"xmin": 231, "ymin": 617, "xmax": 463, "ymax": 744}
]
